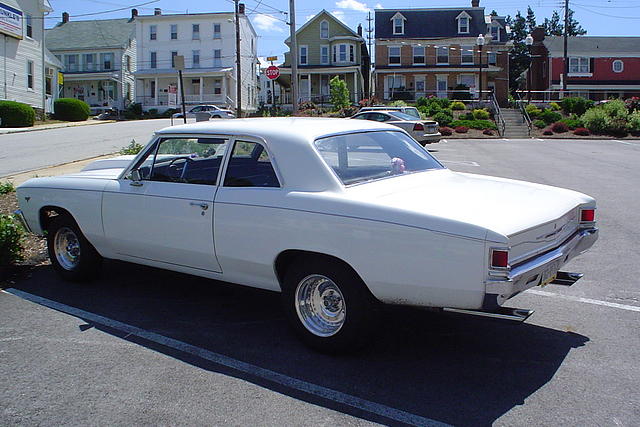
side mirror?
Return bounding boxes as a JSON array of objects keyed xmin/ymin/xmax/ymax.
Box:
[{"xmin": 129, "ymin": 169, "xmax": 143, "ymax": 186}]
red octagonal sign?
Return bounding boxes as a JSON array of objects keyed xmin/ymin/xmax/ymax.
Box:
[{"xmin": 265, "ymin": 65, "xmax": 280, "ymax": 80}]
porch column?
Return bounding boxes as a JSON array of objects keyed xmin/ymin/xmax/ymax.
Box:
[
  {"xmin": 353, "ymin": 71, "xmax": 358, "ymax": 102},
  {"xmin": 154, "ymin": 77, "xmax": 158, "ymax": 103},
  {"xmin": 222, "ymin": 75, "xmax": 228, "ymax": 105},
  {"xmin": 199, "ymin": 76, "xmax": 203, "ymax": 103}
]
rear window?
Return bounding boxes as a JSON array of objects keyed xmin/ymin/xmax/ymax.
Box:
[
  {"xmin": 389, "ymin": 111, "xmax": 418, "ymax": 121},
  {"xmin": 314, "ymin": 131, "xmax": 443, "ymax": 186},
  {"xmin": 403, "ymin": 107, "xmax": 420, "ymax": 119}
]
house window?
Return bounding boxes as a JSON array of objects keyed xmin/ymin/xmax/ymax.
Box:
[
  {"xmin": 150, "ymin": 80, "xmax": 156, "ymax": 98},
  {"xmin": 413, "ymin": 46, "xmax": 425, "ymax": 64},
  {"xmin": 613, "ymin": 60, "xmax": 624, "ymax": 73},
  {"xmin": 26, "ymin": 14, "xmax": 32, "ymax": 38},
  {"xmin": 213, "ymin": 23, "xmax": 221, "ymax": 39},
  {"xmin": 320, "ymin": 20, "xmax": 329, "ymax": 39},
  {"xmin": 393, "ymin": 18, "xmax": 404, "ymax": 35},
  {"xmin": 170, "ymin": 24, "xmax": 178, "ymax": 40},
  {"xmin": 350, "ymin": 45, "xmax": 354, "ymax": 62},
  {"xmin": 149, "ymin": 25, "xmax": 157, "ymax": 40},
  {"xmin": 461, "ymin": 45, "xmax": 474, "ymax": 64},
  {"xmin": 437, "ymin": 46, "xmax": 449, "ymax": 64},
  {"xmin": 569, "ymin": 57, "xmax": 589, "ymax": 74},
  {"xmin": 192, "ymin": 24, "xmax": 200, "ymax": 40},
  {"xmin": 192, "ymin": 50, "xmax": 200, "ymax": 68},
  {"xmin": 491, "ymin": 25, "xmax": 500, "ymax": 42},
  {"xmin": 321, "ymin": 45, "xmax": 329, "ymax": 64},
  {"xmin": 65, "ymin": 54, "xmax": 78, "ymax": 72},
  {"xmin": 150, "ymin": 51, "xmax": 157, "ymax": 69},
  {"xmin": 299, "ymin": 46, "xmax": 308, "ymax": 65},
  {"xmin": 45, "ymin": 68, "xmax": 52, "ymax": 95},
  {"xmin": 388, "ymin": 46, "xmax": 400, "ymax": 65},
  {"xmin": 27, "ymin": 60, "xmax": 34, "ymax": 89},
  {"xmin": 84, "ymin": 53, "xmax": 96, "ymax": 71},
  {"xmin": 458, "ymin": 17, "xmax": 469, "ymax": 34},
  {"xmin": 125, "ymin": 55, "xmax": 131, "ymax": 72},
  {"xmin": 171, "ymin": 51, "xmax": 178, "ymax": 68},
  {"xmin": 334, "ymin": 44, "xmax": 349, "ymax": 63},
  {"xmin": 213, "ymin": 49, "xmax": 221, "ymax": 67},
  {"xmin": 488, "ymin": 51, "xmax": 497, "ymax": 65},
  {"xmin": 101, "ymin": 53, "xmax": 114, "ymax": 70},
  {"xmin": 214, "ymin": 79, "xmax": 222, "ymax": 95},
  {"xmin": 387, "ymin": 75, "xmax": 405, "ymax": 91}
]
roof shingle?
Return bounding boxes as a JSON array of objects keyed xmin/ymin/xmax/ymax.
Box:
[{"xmin": 46, "ymin": 18, "xmax": 134, "ymax": 51}]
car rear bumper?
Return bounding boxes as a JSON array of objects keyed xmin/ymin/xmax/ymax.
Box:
[
  {"xmin": 483, "ymin": 227, "xmax": 598, "ymax": 309},
  {"xmin": 414, "ymin": 132, "xmax": 441, "ymax": 144}
]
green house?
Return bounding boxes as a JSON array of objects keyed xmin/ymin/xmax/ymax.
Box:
[{"xmin": 278, "ymin": 10, "xmax": 370, "ymax": 106}]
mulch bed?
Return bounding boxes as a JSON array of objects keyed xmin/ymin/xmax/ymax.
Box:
[{"xmin": 530, "ymin": 128, "xmax": 640, "ymax": 139}]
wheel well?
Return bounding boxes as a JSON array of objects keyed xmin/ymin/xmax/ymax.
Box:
[
  {"xmin": 274, "ymin": 250, "xmax": 364, "ymax": 288},
  {"xmin": 39, "ymin": 206, "xmax": 74, "ymax": 232}
]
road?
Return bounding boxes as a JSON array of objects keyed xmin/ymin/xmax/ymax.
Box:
[
  {"xmin": 0, "ymin": 119, "xmax": 175, "ymax": 177},
  {"xmin": 1, "ymin": 137, "xmax": 639, "ymax": 426}
]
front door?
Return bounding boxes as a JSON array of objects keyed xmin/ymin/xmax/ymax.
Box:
[
  {"xmin": 437, "ymin": 75, "xmax": 448, "ymax": 98},
  {"xmin": 299, "ymin": 75, "xmax": 310, "ymax": 102},
  {"xmin": 415, "ymin": 75, "xmax": 425, "ymax": 99},
  {"xmin": 102, "ymin": 136, "xmax": 229, "ymax": 272}
]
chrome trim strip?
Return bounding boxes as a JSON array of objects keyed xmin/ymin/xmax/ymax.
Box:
[{"xmin": 13, "ymin": 209, "xmax": 32, "ymax": 233}]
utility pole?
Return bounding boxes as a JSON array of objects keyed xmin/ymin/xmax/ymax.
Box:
[
  {"xmin": 235, "ymin": 0, "xmax": 242, "ymax": 117},
  {"xmin": 289, "ymin": 0, "xmax": 298, "ymax": 114},
  {"xmin": 366, "ymin": 11, "xmax": 374, "ymax": 99},
  {"xmin": 562, "ymin": 0, "xmax": 569, "ymax": 93}
]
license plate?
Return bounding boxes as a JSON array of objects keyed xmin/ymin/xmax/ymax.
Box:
[{"xmin": 539, "ymin": 263, "xmax": 559, "ymax": 287}]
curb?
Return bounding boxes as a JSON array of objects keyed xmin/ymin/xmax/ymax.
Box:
[{"xmin": 0, "ymin": 120, "xmax": 117, "ymax": 135}]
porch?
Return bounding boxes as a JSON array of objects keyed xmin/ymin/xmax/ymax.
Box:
[
  {"xmin": 276, "ymin": 67, "xmax": 364, "ymax": 106},
  {"xmin": 62, "ymin": 75, "xmax": 122, "ymax": 110}
]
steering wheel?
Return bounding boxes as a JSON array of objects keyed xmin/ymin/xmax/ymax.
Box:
[{"xmin": 167, "ymin": 156, "xmax": 194, "ymax": 181}]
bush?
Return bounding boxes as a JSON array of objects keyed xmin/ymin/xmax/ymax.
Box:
[
  {"xmin": 606, "ymin": 118, "xmax": 628, "ymax": 137},
  {"xmin": 433, "ymin": 110, "xmax": 453, "ymax": 127},
  {"xmin": 472, "ymin": 109, "xmax": 490, "ymax": 120},
  {"xmin": 551, "ymin": 122, "xmax": 569, "ymax": 133},
  {"xmin": 627, "ymin": 111, "xmax": 640, "ymax": 133},
  {"xmin": 329, "ymin": 76, "xmax": 350, "ymax": 111},
  {"xmin": 454, "ymin": 126, "xmax": 469, "ymax": 133},
  {"xmin": 451, "ymin": 101, "xmax": 466, "ymax": 110},
  {"xmin": 543, "ymin": 129, "xmax": 553, "ymax": 135},
  {"xmin": 0, "ymin": 181, "xmax": 15, "ymax": 194},
  {"xmin": 540, "ymin": 109, "xmax": 562, "ymax": 125},
  {"xmin": 0, "ymin": 214, "xmax": 24, "ymax": 267},
  {"xmin": 550, "ymin": 102, "xmax": 561, "ymax": 111},
  {"xmin": 119, "ymin": 139, "xmax": 144, "ymax": 155},
  {"xmin": 298, "ymin": 101, "xmax": 317, "ymax": 111},
  {"xmin": 439, "ymin": 127, "xmax": 453, "ymax": 136},
  {"xmin": 54, "ymin": 98, "xmax": 90, "ymax": 121},
  {"xmin": 389, "ymin": 100, "xmax": 408, "ymax": 107},
  {"xmin": 525, "ymin": 104, "xmax": 542, "ymax": 118},
  {"xmin": 602, "ymin": 99, "xmax": 628, "ymax": 120},
  {"xmin": 0, "ymin": 100, "xmax": 35, "ymax": 127},
  {"xmin": 533, "ymin": 119, "xmax": 546, "ymax": 129},
  {"xmin": 581, "ymin": 108, "xmax": 609, "ymax": 134},
  {"xmin": 450, "ymin": 119, "xmax": 497, "ymax": 130},
  {"xmin": 561, "ymin": 97, "xmax": 594, "ymax": 116},
  {"xmin": 573, "ymin": 127, "xmax": 590, "ymax": 136},
  {"xmin": 482, "ymin": 129, "xmax": 494, "ymax": 136},
  {"xmin": 625, "ymin": 97, "xmax": 640, "ymax": 113},
  {"xmin": 558, "ymin": 117, "xmax": 583, "ymax": 129}
]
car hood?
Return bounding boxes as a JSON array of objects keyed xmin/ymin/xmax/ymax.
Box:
[
  {"xmin": 59, "ymin": 168, "xmax": 124, "ymax": 180},
  {"xmin": 345, "ymin": 169, "xmax": 594, "ymax": 239}
]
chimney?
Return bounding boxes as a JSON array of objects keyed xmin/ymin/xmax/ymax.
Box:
[
  {"xmin": 154, "ymin": 8, "xmax": 161, "ymax": 15},
  {"xmin": 62, "ymin": 12, "xmax": 69, "ymax": 24},
  {"xmin": 239, "ymin": 3, "xmax": 245, "ymax": 14},
  {"xmin": 131, "ymin": 9, "xmax": 138, "ymax": 19},
  {"xmin": 471, "ymin": 0, "xmax": 480, "ymax": 7},
  {"xmin": 357, "ymin": 24, "xmax": 362, "ymax": 36}
]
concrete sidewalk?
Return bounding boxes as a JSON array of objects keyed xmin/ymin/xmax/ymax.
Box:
[
  {"xmin": 2, "ymin": 154, "xmax": 117, "ymax": 186},
  {"xmin": 0, "ymin": 119, "xmax": 116, "ymax": 135}
]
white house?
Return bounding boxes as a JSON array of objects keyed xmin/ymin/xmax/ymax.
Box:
[
  {"xmin": 0, "ymin": 0, "xmax": 61, "ymax": 113},
  {"xmin": 134, "ymin": 7, "xmax": 257, "ymax": 113},
  {"xmin": 46, "ymin": 10, "xmax": 136, "ymax": 112}
]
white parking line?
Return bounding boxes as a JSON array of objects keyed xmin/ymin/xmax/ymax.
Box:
[
  {"xmin": 527, "ymin": 289, "xmax": 640, "ymax": 313},
  {"xmin": 1, "ymin": 288, "xmax": 449, "ymax": 427},
  {"xmin": 439, "ymin": 160, "xmax": 480, "ymax": 167},
  {"xmin": 611, "ymin": 140, "xmax": 639, "ymax": 146}
]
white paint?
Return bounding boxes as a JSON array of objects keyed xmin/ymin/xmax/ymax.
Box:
[
  {"xmin": 527, "ymin": 289, "xmax": 640, "ymax": 313},
  {"xmin": 611, "ymin": 140, "xmax": 638, "ymax": 147},
  {"xmin": 439, "ymin": 160, "xmax": 480, "ymax": 167},
  {"xmin": 2, "ymin": 288, "xmax": 450, "ymax": 427}
]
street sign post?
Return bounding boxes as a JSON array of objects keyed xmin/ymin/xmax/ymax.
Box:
[
  {"xmin": 265, "ymin": 65, "xmax": 280, "ymax": 109},
  {"xmin": 174, "ymin": 55, "xmax": 187, "ymax": 123},
  {"xmin": 265, "ymin": 65, "xmax": 280, "ymax": 80}
]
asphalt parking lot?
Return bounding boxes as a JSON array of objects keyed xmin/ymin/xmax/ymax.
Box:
[{"xmin": 1, "ymin": 138, "xmax": 639, "ymax": 426}]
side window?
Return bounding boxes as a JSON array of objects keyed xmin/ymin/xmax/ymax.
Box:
[
  {"xmin": 135, "ymin": 137, "xmax": 228, "ymax": 185},
  {"xmin": 224, "ymin": 141, "xmax": 280, "ymax": 188}
]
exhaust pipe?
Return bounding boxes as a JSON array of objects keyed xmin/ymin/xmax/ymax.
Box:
[
  {"xmin": 443, "ymin": 306, "xmax": 534, "ymax": 322},
  {"xmin": 550, "ymin": 271, "xmax": 583, "ymax": 286}
]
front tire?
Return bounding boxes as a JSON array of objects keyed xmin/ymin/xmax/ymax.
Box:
[
  {"xmin": 281, "ymin": 257, "xmax": 377, "ymax": 353},
  {"xmin": 47, "ymin": 215, "xmax": 102, "ymax": 281}
]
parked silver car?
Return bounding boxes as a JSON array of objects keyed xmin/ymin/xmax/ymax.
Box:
[
  {"xmin": 173, "ymin": 105, "xmax": 235, "ymax": 119},
  {"xmin": 351, "ymin": 110, "xmax": 441, "ymax": 145},
  {"xmin": 358, "ymin": 106, "xmax": 421, "ymax": 119}
]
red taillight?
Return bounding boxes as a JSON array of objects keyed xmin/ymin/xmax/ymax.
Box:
[
  {"xmin": 581, "ymin": 209, "xmax": 595, "ymax": 222},
  {"xmin": 413, "ymin": 122, "xmax": 424, "ymax": 131},
  {"xmin": 491, "ymin": 250, "xmax": 509, "ymax": 269}
]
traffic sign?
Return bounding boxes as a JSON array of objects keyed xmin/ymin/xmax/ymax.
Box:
[
  {"xmin": 266, "ymin": 56, "xmax": 278, "ymax": 62},
  {"xmin": 265, "ymin": 65, "xmax": 280, "ymax": 80}
]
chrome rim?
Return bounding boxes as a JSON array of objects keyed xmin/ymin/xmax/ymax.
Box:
[
  {"xmin": 295, "ymin": 274, "xmax": 346, "ymax": 337},
  {"xmin": 54, "ymin": 226, "xmax": 81, "ymax": 270}
]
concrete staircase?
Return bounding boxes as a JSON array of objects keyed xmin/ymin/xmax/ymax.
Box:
[{"xmin": 500, "ymin": 108, "xmax": 531, "ymax": 139}]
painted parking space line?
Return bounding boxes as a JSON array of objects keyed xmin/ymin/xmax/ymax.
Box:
[
  {"xmin": 611, "ymin": 140, "xmax": 639, "ymax": 146},
  {"xmin": 527, "ymin": 289, "xmax": 640, "ymax": 313},
  {"xmin": 439, "ymin": 160, "xmax": 480, "ymax": 167},
  {"xmin": 1, "ymin": 288, "xmax": 449, "ymax": 427}
]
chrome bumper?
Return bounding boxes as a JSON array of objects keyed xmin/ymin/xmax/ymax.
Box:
[
  {"xmin": 13, "ymin": 209, "xmax": 32, "ymax": 233},
  {"xmin": 420, "ymin": 132, "xmax": 441, "ymax": 142},
  {"xmin": 484, "ymin": 227, "xmax": 598, "ymax": 307}
]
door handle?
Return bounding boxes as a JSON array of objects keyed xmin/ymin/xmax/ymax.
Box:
[{"xmin": 190, "ymin": 201, "xmax": 209, "ymax": 210}]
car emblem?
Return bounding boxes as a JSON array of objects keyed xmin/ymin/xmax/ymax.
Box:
[{"xmin": 25, "ymin": 196, "xmax": 30, "ymax": 202}]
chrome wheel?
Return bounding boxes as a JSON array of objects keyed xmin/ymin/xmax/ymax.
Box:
[
  {"xmin": 295, "ymin": 274, "xmax": 346, "ymax": 337},
  {"xmin": 54, "ymin": 226, "xmax": 81, "ymax": 271}
]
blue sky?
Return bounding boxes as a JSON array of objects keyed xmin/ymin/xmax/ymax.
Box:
[{"xmin": 47, "ymin": 0, "xmax": 640, "ymax": 63}]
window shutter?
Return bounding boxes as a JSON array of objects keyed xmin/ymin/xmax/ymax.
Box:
[{"xmin": 589, "ymin": 58, "xmax": 595, "ymax": 73}]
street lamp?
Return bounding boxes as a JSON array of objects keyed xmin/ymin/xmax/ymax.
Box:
[
  {"xmin": 525, "ymin": 33, "xmax": 534, "ymax": 104},
  {"xmin": 476, "ymin": 34, "xmax": 485, "ymax": 101}
]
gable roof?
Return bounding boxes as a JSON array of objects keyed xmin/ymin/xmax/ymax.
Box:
[
  {"xmin": 46, "ymin": 18, "xmax": 135, "ymax": 51},
  {"xmin": 285, "ymin": 9, "xmax": 361, "ymax": 44},
  {"xmin": 375, "ymin": 8, "xmax": 487, "ymax": 39},
  {"xmin": 544, "ymin": 36, "xmax": 640, "ymax": 55}
]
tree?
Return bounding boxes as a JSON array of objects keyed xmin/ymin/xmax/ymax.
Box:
[
  {"xmin": 543, "ymin": 9, "xmax": 587, "ymax": 36},
  {"xmin": 525, "ymin": 6, "xmax": 537, "ymax": 33},
  {"xmin": 507, "ymin": 11, "xmax": 531, "ymax": 92},
  {"xmin": 329, "ymin": 76, "xmax": 350, "ymax": 111}
]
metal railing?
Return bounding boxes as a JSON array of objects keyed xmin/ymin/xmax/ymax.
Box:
[
  {"xmin": 515, "ymin": 89, "xmax": 640, "ymax": 103},
  {"xmin": 515, "ymin": 94, "xmax": 532, "ymax": 136},
  {"xmin": 491, "ymin": 91, "xmax": 506, "ymax": 137}
]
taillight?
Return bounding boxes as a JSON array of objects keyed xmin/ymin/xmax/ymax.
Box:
[
  {"xmin": 580, "ymin": 208, "xmax": 595, "ymax": 222},
  {"xmin": 490, "ymin": 249, "xmax": 509, "ymax": 269},
  {"xmin": 413, "ymin": 122, "xmax": 424, "ymax": 131}
]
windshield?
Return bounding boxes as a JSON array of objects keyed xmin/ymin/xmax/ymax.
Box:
[
  {"xmin": 314, "ymin": 131, "xmax": 444, "ymax": 186},
  {"xmin": 389, "ymin": 111, "xmax": 419, "ymax": 121},
  {"xmin": 403, "ymin": 107, "xmax": 420, "ymax": 119}
]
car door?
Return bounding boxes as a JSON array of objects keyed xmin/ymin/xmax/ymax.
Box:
[{"xmin": 102, "ymin": 136, "xmax": 228, "ymax": 272}]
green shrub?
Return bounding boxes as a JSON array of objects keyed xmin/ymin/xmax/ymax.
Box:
[
  {"xmin": 0, "ymin": 214, "xmax": 24, "ymax": 267},
  {"xmin": 602, "ymin": 99, "xmax": 628, "ymax": 120},
  {"xmin": 581, "ymin": 108, "xmax": 608, "ymax": 134},
  {"xmin": 451, "ymin": 101, "xmax": 466, "ymax": 110},
  {"xmin": 525, "ymin": 104, "xmax": 541, "ymax": 118},
  {"xmin": 450, "ymin": 119, "xmax": 497, "ymax": 130},
  {"xmin": 54, "ymin": 98, "xmax": 90, "ymax": 121},
  {"xmin": 533, "ymin": 119, "xmax": 546, "ymax": 129},
  {"xmin": 0, "ymin": 181, "xmax": 15, "ymax": 194},
  {"xmin": 472, "ymin": 109, "xmax": 490, "ymax": 120},
  {"xmin": 0, "ymin": 100, "xmax": 35, "ymax": 127},
  {"xmin": 606, "ymin": 118, "xmax": 628, "ymax": 137},
  {"xmin": 433, "ymin": 110, "xmax": 453, "ymax": 127},
  {"xmin": 550, "ymin": 102, "xmax": 561, "ymax": 111},
  {"xmin": 119, "ymin": 139, "xmax": 144, "ymax": 155},
  {"xmin": 330, "ymin": 76, "xmax": 350, "ymax": 111},
  {"xmin": 540, "ymin": 109, "xmax": 562, "ymax": 125},
  {"xmin": 627, "ymin": 111, "xmax": 640, "ymax": 133},
  {"xmin": 389, "ymin": 100, "xmax": 408, "ymax": 107},
  {"xmin": 561, "ymin": 97, "xmax": 594, "ymax": 116},
  {"xmin": 558, "ymin": 117, "xmax": 583, "ymax": 129}
]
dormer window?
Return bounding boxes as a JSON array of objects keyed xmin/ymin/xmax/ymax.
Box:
[
  {"xmin": 390, "ymin": 13, "xmax": 406, "ymax": 35},
  {"xmin": 456, "ymin": 11, "xmax": 471, "ymax": 34},
  {"xmin": 320, "ymin": 20, "xmax": 329, "ymax": 39},
  {"xmin": 491, "ymin": 24, "xmax": 500, "ymax": 41}
]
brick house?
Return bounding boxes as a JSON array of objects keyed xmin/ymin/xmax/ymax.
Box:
[
  {"xmin": 374, "ymin": 0, "xmax": 511, "ymax": 106},
  {"xmin": 529, "ymin": 29, "xmax": 640, "ymax": 100}
]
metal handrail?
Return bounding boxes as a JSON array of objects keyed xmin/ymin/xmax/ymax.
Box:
[
  {"xmin": 490, "ymin": 91, "xmax": 506, "ymax": 137},
  {"xmin": 516, "ymin": 94, "xmax": 532, "ymax": 136}
]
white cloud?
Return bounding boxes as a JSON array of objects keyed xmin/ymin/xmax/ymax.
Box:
[
  {"xmin": 331, "ymin": 10, "xmax": 348, "ymax": 24},
  {"xmin": 336, "ymin": 0, "xmax": 370, "ymax": 12},
  {"xmin": 305, "ymin": 14, "xmax": 316, "ymax": 22},
  {"xmin": 253, "ymin": 14, "xmax": 285, "ymax": 33},
  {"xmin": 375, "ymin": 3, "xmax": 383, "ymax": 9}
]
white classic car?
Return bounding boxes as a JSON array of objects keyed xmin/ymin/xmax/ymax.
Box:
[{"xmin": 15, "ymin": 118, "xmax": 598, "ymax": 352}]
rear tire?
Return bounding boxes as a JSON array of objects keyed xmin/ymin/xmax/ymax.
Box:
[
  {"xmin": 47, "ymin": 215, "xmax": 102, "ymax": 282},
  {"xmin": 281, "ymin": 257, "xmax": 378, "ymax": 353}
]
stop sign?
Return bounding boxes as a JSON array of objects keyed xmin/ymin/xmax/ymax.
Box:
[{"xmin": 265, "ymin": 65, "xmax": 280, "ymax": 80}]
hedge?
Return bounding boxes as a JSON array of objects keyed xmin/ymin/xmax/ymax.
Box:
[
  {"xmin": 0, "ymin": 101, "xmax": 35, "ymax": 127},
  {"xmin": 450, "ymin": 119, "xmax": 497, "ymax": 130},
  {"xmin": 54, "ymin": 98, "xmax": 90, "ymax": 121}
]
